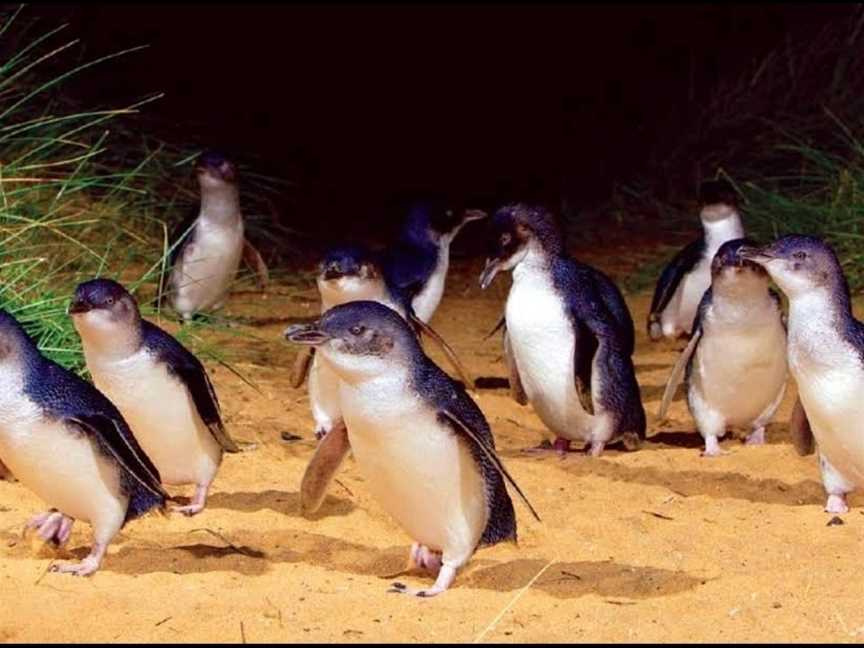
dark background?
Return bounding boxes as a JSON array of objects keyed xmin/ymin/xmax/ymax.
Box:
[{"xmin": 25, "ymin": 3, "xmax": 848, "ymax": 234}]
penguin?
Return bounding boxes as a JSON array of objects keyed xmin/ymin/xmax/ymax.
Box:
[
  {"xmin": 291, "ymin": 245, "xmax": 473, "ymax": 444},
  {"xmin": 164, "ymin": 150, "xmax": 269, "ymax": 321},
  {"xmin": 478, "ymin": 203, "xmax": 645, "ymax": 456},
  {"xmin": 739, "ymin": 235, "xmax": 864, "ymax": 513},
  {"xmin": 0, "ymin": 309, "xmax": 166, "ymax": 575},
  {"xmin": 285, "ymin": 300, "xmax": 539, "ymax": 597},
  {"xmin": 647, "ymin": 180, "xmax": 745, "ymax": 340},
  {"xmin": 381, "ymin": 202, "xmax": 487, "ymax": 323},
  {"xmin": 70, "ymin": 278, "xmax": 240, "ymax": 516},
  {"xmin": 657, "ymin": 238, "xmax": 788, "ymax": 456}
]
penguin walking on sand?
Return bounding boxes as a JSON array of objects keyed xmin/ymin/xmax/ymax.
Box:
[
  {"xmin": 381, "ymin": 201, "xmax": 487, "ymax": 323},
  {"xmin": 0, "ymin": 310, "xmax": 166, "ymax": 575},
  {"xmin": 70, "ymin": 278, "xmax": 240, "ymax": 516},
  {"xmin": 647, "ymin": 180, "xmax": 745, "ymax": 340},
  {"xmin": 479, "ymin": 204, "xmax": 645, "ymax": 456},
  {"xmin": 285, "ymin": 301, "xmax": 539, "ymax": 597},
  {"xmin": 165, "ymin": 150, "xmax": 269, "ymax": 321},
  {"xmin": 658, "ymin": 239, "xmax": 788, "ymax": 456},
  {"xmin": 740, "ymin": 235, "xmax": 864, "ymax": 513}
]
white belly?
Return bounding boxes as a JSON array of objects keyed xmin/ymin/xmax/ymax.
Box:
[
  {"xmin": 691, "ymin": 318, "xmax": 787, "ymax": 424},
  {"xmin": 87, "ymin": 351, "xmax": 221, "ymax": 486},
  {"xmin": 0, "ymin": 378, "xmax": 127, "ymax": 526},
  {"xmin": 663, "ymin": 260, "xmax": 710, "ymax": 335},
  {"xmin": 412, "ymin": 250, "xmax": 449, "ymax": 323},
  {"xmin": 338, "ymin": 374, "xmax": 487, "ymax": 558},
  {"xmin": 505, "ymin": 267, "xmax": 590, "ymax": 440},
  {"xmin": 308, "ymin": 353, "xmax": 342, "ymax": 433},
  {"xmin": 172, "ymin": 220, "xmax": 244, "ymax": 314}
]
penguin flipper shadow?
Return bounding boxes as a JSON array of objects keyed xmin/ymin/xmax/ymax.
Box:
[
  {"xmin": 503, "ymin": 325, "xmax": 527, "ymax": 405},
  {"xmin": 242, "ymin": 238, "xmax": 270, "ymax": 289},
  {"xmin": 658, "ymin": 327, "xmax": 702, "ymax": 422},
  {"xmin": 299, "ymin": 423, "xmax": 351, "ymax": 516},
  {"xmin": 67, "ymin": 414, "xmax": 168, "ymax": 501},
  {"xmin": 290, "ymin": 347, "xmax": 315, "ymax": 388},
  {"xmin": 647, "ymin": 238, "xmax": 705, "ymax": 336},
  {"xmin": 789, "ymin": 395, "xmax": 815, "ymax": 456}
]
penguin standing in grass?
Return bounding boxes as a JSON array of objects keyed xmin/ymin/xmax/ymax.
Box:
[
  {"xmin": 647, "ymin": 180, "xmax": 745, "ymax": 340},
  {"xmin": 286, "ymin": 301, "xmax": 539, "ymax": 597},
  {"xmin": 658, "ymin": 239, "xmax": 788, "ymax": 456},
  {"xmin": 70, "ymin": 278, "xmax": 239, "ymax": 516},
  {"xmin": 479, "ymin": 204, "xmax": 644, "ymax": 456},
  {"xmin": 740, "ymin": 235, "xmax": 864, "ymax": 513},
  {"xmin": 0, "ymin": 309, "xmax": 166, "ymax": 575},
  {"xmin": 165, "ymin": 150, "xmax": 269, "ymax": 321}
]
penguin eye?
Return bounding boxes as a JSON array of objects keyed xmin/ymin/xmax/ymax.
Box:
[
  {"xmin": 500, "ymin": 233, "xmax": 512, "ymax": 246},
  {"xmin": 349, "ymin": 325, "xmax": 365, "ymax": 336},
  {"xmin": 793, "ymin": 251, "xmax": 807, "ymax": 261},
  {"xmin": 105, "ymin": 297, "xmax": 114, "ymax": 306}
]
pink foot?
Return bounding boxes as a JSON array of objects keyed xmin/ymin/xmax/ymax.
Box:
[
  {"xmin": 27, "ymin": 510, "xmax": 75, "ymax": 546},
  {"xmin": 409, "ymin": 543, "xmax": 442, "ymax": 574},
  {"xmin": 50, "ymin": 542, "xmax": 107, "ymax": 577},
  {"xmin": 745, "ymin": 427, "xmax": 766, "ymax": 445},
  {"xmin": 171, "ymin": 483, "xmax": 210, "ymax": 517},
  {"xmin": 701, "ymin": 436, "xmax": 730, "ymax": 457},
  {"xmin": 522, "ymin": 437, "xmax": 575, "ymax": 458},
  {"xmin": 825, "ymin": 494, "xmax": 849, "ymax": 514},
  {"xmin": 390, "ymin": 564, "xmax": 457, "ymax": 597},
  {"xmin": 587, "ymin": 439, "xmax": 605, "ymax": 457}
]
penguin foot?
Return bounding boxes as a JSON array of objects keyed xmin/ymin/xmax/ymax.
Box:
[
  {"xmin": 388, "ymin": 565, "xmax": 457, "ymax": 597},
  {"xmin": 50, "ymin": 541, "xmax": 107, "ymax": 577},
  {"xmin": 825, "ymin": 494, "xmax": 849, "ymax": 514},
  {"xmin": 409, "ymin": 542, "xmax": 442, "ymax": 574},
  {"xmin": 701, "ymin": 436, "xmax": 730, "ymax": 457},
  {"xmin": 27, "ymin": 510, "xmax": 75, "ymax": 546},
  {"xmin": 522, "ymin": 438, "xmax": 575, "ymax": 458},
  {"xmin": 314, "ymin": 428, "xmax": 328, "ymax": 442},
  {"xmin": 745, "ymin": 427, "xmax": 766, "ymax": 445},
  {"xmin": 587, "ymin": 439, "xmax": 606, "ymax": 457},
  {"xmin": 172, "ymin": 484, "xmax": 209, "ymax": 516}
]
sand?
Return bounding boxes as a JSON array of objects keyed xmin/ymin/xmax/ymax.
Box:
[{"xmin": 1, "ymin": 256, "xmax": 863, "ymax": 643}]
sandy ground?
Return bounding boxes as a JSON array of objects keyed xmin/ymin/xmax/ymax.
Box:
[{"xmin": 1, "ymin": 255, "xmax": 863, "ymax": 644}]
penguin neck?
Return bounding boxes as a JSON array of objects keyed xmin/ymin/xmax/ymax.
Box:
[
  {"xmin": 79, "ymin": 318, "xmax": 143, "ymax": 364},
  {"xmin": 317, "ymin": 276, "xmax": 390, "ymax": 313},
  {"xmin": 788, "ymin": 284, "xmax": 853, "ymax": 334},
  {"xmin": 511, "ymin": 241, "xmax": 553, "ymax": 285},
  {"xmin": 711, "ymin": 274, "xmax": 774, "ymax": 320},
  {"xmin": 199, "ymin": 183, "xmax": 241, "ymax": 225},
  {"xmin": 701, "ymin": 208, "xmax": 744, "ymax": 254}
]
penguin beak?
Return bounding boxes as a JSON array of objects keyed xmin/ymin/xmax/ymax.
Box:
[
  {"xmin": 479, "ymin": 258, "xmax": 501, "ymax": 290},
  {"xmin": 737, "ymin": 246, "xmax": 775, "ymax": 265},
  {"xmin": 67, "ymin": 299, "xmax": 92, "ymax": 315},
  {"xmin": 462, "ymin": 209, "xmax": 488, "ymax": 223},
  {"xmin": 284, "ymin": 323, "xmax": 331, "ymax": 346}
]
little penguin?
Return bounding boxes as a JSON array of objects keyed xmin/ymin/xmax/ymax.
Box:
[
  {"xmin": 658, "ymin": 238, "xmax": 788, "ymax": 456},
  {"xmin": 70, "ymin": 278, "xmax": 240, "ymax": 515},
  {"xmin": 381, "ymin": 202, "xmax": 487, "ymax": 323},
  {"xmin": 739, "ymin": 235, "xmax": 864, "ymax": 513},
  {"xmin": 0, "ymin": 309, "xmax": 166, "ymax": 575},
  {"xmin": 285, "ymin": 300, "xmax": 539, "ymax": 597},
  {"xmin": 292, "ymin": 245, "xmax": 473, "ymax": 444},
  {"xmin": 479, "ymin": 203, "xmax": 645, "ymax": 456},
  {"xmin": 647, "ymin": 180, "xmax": 745, "ymax": 340},
  {"xmin": 165, "ymin": 150, "xmax": 269, "ymax": 321}
]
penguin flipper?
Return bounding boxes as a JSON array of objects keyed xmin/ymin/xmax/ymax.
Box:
[
  {"xmin": 647, "ymin": 238, "xmax": 705, "ymax": 338},
  {"xmin": 299, "ymin": 422, "xmax": 351, "ymax": 516},
  {"xmin": 67, "ymin": 413, "xmax": 167, "ymax": 501},
  {"xmin": 242, "ymin": 238, "xmax": 270, "ymax": 289},
  {"xmin": 290, "ymin": 347, "xmax": 315, "ymax": 388},
  {"xmin": 658, "ymin": 327, "xmax": 702, "ymax": 422},
  {"xmin": 789, "ymin": 396, "xmax": 815, "ymax": 456},
  {"xmin": 503, "ymin": 325, "xmax": 527, "ymax": 405},
  {"xmin": 142, "ymin": 321, "xmax": 240, "ymax": 453},
  {"xmin": 410, "ymin": 313, "xmax": 475, "ymax": 392}
]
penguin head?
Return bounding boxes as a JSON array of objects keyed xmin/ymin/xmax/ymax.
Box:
[
  {"xmin": 710, "ymin": 238, "xmax": 768, "ymax": 293},
  {"xmin": 738, "ymin": 235, "xmax": 843, "ymax": 298},
  {"xmin": 402, "ymin": 201, "xmax": 487, "ymax": 245},
  {"xmin": 479, "ymin": 203, "xmax": 561, "ymax": 289},
  {"xmin": 195, "ymin": 150, "xmax": 237, "ymax": 187},
  {"xmin": 699, "ymin": 179, "xmax": 740, "ymax": 224},
  {"xmin": 69, "ymin": 279, "xmax": 141, "ymax": 351},
  {"xmin": 316, "ymin": 246, "xmax": 388, "ymax": 306},
  {"xmin": 284, "ymin": 301, "xmax": 417, "ymax": 382}
]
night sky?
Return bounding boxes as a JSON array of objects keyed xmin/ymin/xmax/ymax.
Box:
[{"xmin": 30, "ymin": 3, "xmax": 845, "ymax": 232}]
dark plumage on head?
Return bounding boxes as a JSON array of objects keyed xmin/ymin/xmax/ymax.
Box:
[
  {"xmin": 699, "ymin": 179, "xmax": 738, "ymax": 208},
  {"xmin": 400, "ymin": 201, "xmax": 487, "ymax": 244},
  {"xmin": 69, "ymin": 278, "xmax": 140, "ymax": 327},
  {"xmin": 318, "ymin": 246, "xmax": 381, "ymax": 281},
  {"xmin": 195, "ymin": 149, "xmax": 237, "ymax": 184},
  {"xmin": 711, "ymin": 237, "xmax": 767, "ymax": 279}
]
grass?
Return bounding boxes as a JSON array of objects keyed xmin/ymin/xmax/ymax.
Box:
[{"xmin": 0, "ymin": 5, "xmax": 294, "ymax": 374}]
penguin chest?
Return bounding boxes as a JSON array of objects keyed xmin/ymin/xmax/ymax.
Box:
[
  {"xmin": 88, "ymin": 351, "xmax": 221, "ymax": 486},
  {"xmin": 308, "ymin": 353, "xmax": 343, "ymax": 432},
  {"xmin": 691, "ymin": 313, "xmax": 787, "ymax": 424},
  {"xmin": 173, "ymin": 219, "xmax": 244, "ymax": 312},
  {"xmin": 412, "ymin": 250, "xmax": 449, "ymax": 323},
  {"xmin": 667, "ymin": 259, "xmax": 711, "ymax": 333},
  {"xmin": 505, "ymin": 272, "xmax": 588, "ymax": 437},
  {"xmin": 788, "ymin": 323, "xmax": 864, "ymax": 485},
  {"xmin": 0, "ymin": 376, "xmax": 126, "ymax": 524},
  {"xmin": 338, "ymin": 377, "xmax": 488, "ymax": 557}
]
